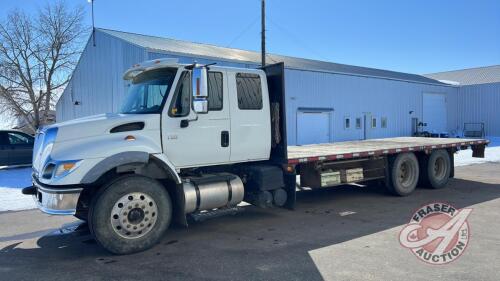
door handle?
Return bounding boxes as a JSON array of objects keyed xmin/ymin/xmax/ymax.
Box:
[{"xmin": 221, "ymin": 131, "xmax": 229, "ymax": 147}]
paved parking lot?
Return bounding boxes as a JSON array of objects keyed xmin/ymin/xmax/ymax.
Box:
[{"xmin": 1, "ymin": 163, "xmax": 499, "ymax": 281}]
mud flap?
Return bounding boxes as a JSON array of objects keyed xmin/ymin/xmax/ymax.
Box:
[
  {"xmin": 449, "ymin": 149, "xmax": 455, "ymax": 178},
  {"xmin": 472, "ymin": 144, "xmax": 486, "ymax": 158},
  {"xmin": 171, "ymin": 183, "xmax": 189, "ymax": 227},
  {"xmin": 283, "ymin": 173, "xmax": 297, "ymax": 210}
]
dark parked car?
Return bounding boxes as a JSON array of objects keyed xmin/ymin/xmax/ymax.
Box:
[{"xmin": 0, "ymin": 130, "xmax": 34, "ymax": 166}]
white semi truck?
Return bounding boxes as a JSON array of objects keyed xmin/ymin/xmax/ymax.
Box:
[{"xmin": 23, "ymin": 59, "xmax": 488, "ymax": 254}]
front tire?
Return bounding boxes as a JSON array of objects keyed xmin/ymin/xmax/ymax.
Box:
[
  {"xmin": 386, "ymin": 153, "xmax": 419, "ymax": 196},
  {"xmin": 89, "ymin": 175, "xmax": 172, "ymax": 254}
]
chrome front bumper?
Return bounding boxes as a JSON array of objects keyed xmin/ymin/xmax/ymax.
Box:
[{"xmin": 32, "ymin": 180, "xmax": 83, "ymax": 215}]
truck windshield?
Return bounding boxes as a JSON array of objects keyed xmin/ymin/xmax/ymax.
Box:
[{"xmin": 121, "ymin": 68, "xmax": 177, "ymax": 114}]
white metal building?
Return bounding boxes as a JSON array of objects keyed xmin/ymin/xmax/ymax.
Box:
[
  {"xmin": 58, "ymin": 28, "xmax": 462, "ymax": 145},
  {"xmin": 425, "ymin": 65, "xmax": 500, "ymax": 137}
]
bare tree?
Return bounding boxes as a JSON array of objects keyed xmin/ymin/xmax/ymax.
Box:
[{"xmin": 0, "ymin": 1, "xmax": 87, "ymax": 133}]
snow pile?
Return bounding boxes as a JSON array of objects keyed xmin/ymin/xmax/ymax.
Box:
[
  {"xmin": 455, "ymin": 136, "xmax": 500, "ymax": 166},
  {"xmin": 0, "ymin": 167, "xmax": 36, "ymax": 212}
]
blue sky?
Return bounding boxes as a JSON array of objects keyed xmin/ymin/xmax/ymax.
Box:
[{"xmin": 0, "ymin": 0, "xmax": 499, "ymax": 74}]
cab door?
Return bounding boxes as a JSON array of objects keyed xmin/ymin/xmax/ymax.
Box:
[
  {"xmin": 162, "ymin": 69, "xmax": 230, "ymax": 168},
  {"xmin": 227, "ymin": 71, "xmax": 271, "ymax": 162}
]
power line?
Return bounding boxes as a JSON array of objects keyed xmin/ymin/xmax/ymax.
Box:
[
  {"xmin": 265, "ymin": 15, "xmax": 329, "ymax": 61},
  {"xmin": 226, "ymin": 16, "xmax": 260, "ymax": 48}
]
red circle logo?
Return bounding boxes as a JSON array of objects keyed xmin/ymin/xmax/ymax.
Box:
[{"xmin": 399, "ymin": 202, "xmax": 472, "ymax": 265}]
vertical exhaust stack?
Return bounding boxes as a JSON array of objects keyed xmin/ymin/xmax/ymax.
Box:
[{"xmin": 261, "ymin": 0, "xmax": 266, "ymax": 67}]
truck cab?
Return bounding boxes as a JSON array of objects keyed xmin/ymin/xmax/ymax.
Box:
[{"xmin": 157, "ymin": 62, "xmax": 271, "ymax": 168}]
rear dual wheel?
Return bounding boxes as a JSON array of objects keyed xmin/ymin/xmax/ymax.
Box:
[
  {"xmin": 89, "ymin": 175, "xmax": 172, "ymax": 255},
  {"xmin": 420, "ymin": 149, "xmax": 451, "ymax": 189},
  {"xmin": 386, "ymin": 153, "xmax": 419, "ymax": 196}
]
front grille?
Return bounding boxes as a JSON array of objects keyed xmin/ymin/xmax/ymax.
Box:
[
  {"xmin": 32, "ymin": 131, "xmax": 45, "ymax": 171},
  {"xmin": 32, "ymin": 127, "xmax": 58, "ymax": 176}
]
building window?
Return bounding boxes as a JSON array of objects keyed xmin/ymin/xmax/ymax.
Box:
[
  {"xmin": 381, "ymin": 117, "xmax": 387, "ymax": 128},
  {"xmin": 356, "ymin": 117, "xmax": 362, "ymax": 129},
  {"xmin": 207, "ymin": 72, "xmax": 223, "ymax": 111},
  {"xmin": 344, "ymin": 117, "xmax": 351, "ymax": 129},
  {"xmin": 236, "ymin": 73, "xmax": 262, "ymax": 110},
  {"xmin": 372, "ymin": 117, "xmax": 377, "ymax": 128}
]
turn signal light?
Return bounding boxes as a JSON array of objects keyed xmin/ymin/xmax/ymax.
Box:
[{"xmin": 62, "ymin": 163, "xmax": 76, "ymax": 171}]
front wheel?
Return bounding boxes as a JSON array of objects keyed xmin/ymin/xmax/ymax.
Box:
[{"xmin": 89, "ymin": 175, "xmax": 172, "ymax": 254}]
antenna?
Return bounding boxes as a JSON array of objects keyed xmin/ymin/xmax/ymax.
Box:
[{"xmin": 261, "ymin": 0, "xmax": 266, "ymax": 67}]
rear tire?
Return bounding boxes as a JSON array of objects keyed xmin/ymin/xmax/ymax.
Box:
[
  {"xmin": 386, "ymin": 153, "xmax": 419, "ymax": 196},
  {"xmin": 89, "ymin": 175, "xmax": 172, "ymax": 255},
  {"xmin": 420, "ymin": 149, "xmax": 451, "ymax": 189}
]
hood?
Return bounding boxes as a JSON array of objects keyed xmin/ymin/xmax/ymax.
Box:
[
  {"xmin": 51, "ymin": 113, "xmax": 160, "ymax": 142},
  {"xmin": 32, "ymin": 112, "xmax": 163, "ymax": 183}
]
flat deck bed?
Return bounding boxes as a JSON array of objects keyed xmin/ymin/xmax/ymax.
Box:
[{"xmin": 287, "ymin": 137, "xmax": 489, "ymax": 164}]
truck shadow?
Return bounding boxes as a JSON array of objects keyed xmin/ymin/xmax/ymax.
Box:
[{"xmin": 1, "ymin": 167, "xmax": 500, "ymax": 280}]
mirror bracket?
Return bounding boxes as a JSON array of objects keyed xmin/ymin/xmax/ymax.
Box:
[{"xmin": 180, "ymin": 119, "xmax": 189, "ymax": 128}]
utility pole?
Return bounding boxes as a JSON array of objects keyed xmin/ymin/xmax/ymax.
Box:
[
  {"xmin": 261, "ymin": 0, "xmax": 266, "ymax": 67},
  {"xmin": 89, "ymin": 0, "xmax": 96, "ymax": 46}
]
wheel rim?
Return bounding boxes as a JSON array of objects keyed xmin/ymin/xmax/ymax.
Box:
[
  {"xmin": 433, "ymin": 157, "xmax": 447, "ymax": 180},
  {"xmin": 398, "ymin": 160, "xmax": 416, "ymax": 189},
  {"xmin": 111, "ymin": 192, "xmax": 158, "ymax": 239}
]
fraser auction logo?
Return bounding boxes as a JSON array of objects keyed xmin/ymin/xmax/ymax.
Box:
[{"xmin": 399, "ymin": 202, "xmax": 472, "ymax": 265}]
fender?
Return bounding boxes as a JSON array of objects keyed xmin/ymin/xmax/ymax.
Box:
[
  {"xmin": 150, "ymin": 153, "xmax": 182, "ymax": 184},
  {"xmin": 80, "ymin": 152, "xmax": 182, "ymax": 185},
  {"xmin": 81, "ymin": 151, "xmax": 149, "ymax": 184}
]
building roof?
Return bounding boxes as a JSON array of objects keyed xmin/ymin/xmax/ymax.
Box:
[
  {"xmin": 425, "ymin": 65, "xmax": 500, "ymax": 85},
  {"xmin": 98, "ymin": 28, "xmax": 448, "ymax": 86}
]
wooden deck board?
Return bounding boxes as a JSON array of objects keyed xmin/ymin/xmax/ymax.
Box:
[{"xmin": 287, "ymin": 137, "xmax": 488, "ymax": 163}]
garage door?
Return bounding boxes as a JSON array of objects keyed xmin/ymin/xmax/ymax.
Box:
[
  {"xmin": 297, "ymin": 111, "xmax": 332, "ymax": 145},
  {"xmin": 423, "ymin": 93, "xmax": 447, "ymax": 133}
]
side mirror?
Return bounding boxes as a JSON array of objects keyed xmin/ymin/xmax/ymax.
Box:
[
  {"xmin": 193, "ymin": 99, "xmax": 208, "ymax": 114},
  {"xmin": 192, "ymin": 66, "xmax": 209, "ymax": 114},
  {"xmin": 192, "ymin": 67, "xmax": 208, "ymax": 99}
]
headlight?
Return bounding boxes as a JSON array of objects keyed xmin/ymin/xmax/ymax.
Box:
[{"xmin": 53, "ymin": 160, "xmax": 81, "ymax": 178}]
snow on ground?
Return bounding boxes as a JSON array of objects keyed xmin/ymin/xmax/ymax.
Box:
[
  {"xmin": 0, "ymin": 188, "xmax": 36, "ymax": 212},
  {"xmin": 0, "ymin": 167, "xmax": 36, "ymax": 212},
  {"xmin": 0, "ymin": 137, "xmax": 499, "ymax": 212},
  {"xmin": 455, "ymin": 146, "xmax": 500, "ymax": 166},
  {"xmin": 0, "ymin": 167, "xmax": 32, "ymax": 188},
  {"xmin": 455, "ymin": 136, "xmax": 500, "ymax": 166}
]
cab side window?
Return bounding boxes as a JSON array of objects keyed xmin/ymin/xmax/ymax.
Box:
[
  {"xmin": 169, "ymin": 71, "xmax": 191, "ymax": 117},
  {"xmin": 236, "ymin": 73, "xmax": 263, "ymax": 110},
  {"xmin": 207, "ymin": 72, "xmax": 223, "ymax": 111}
]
